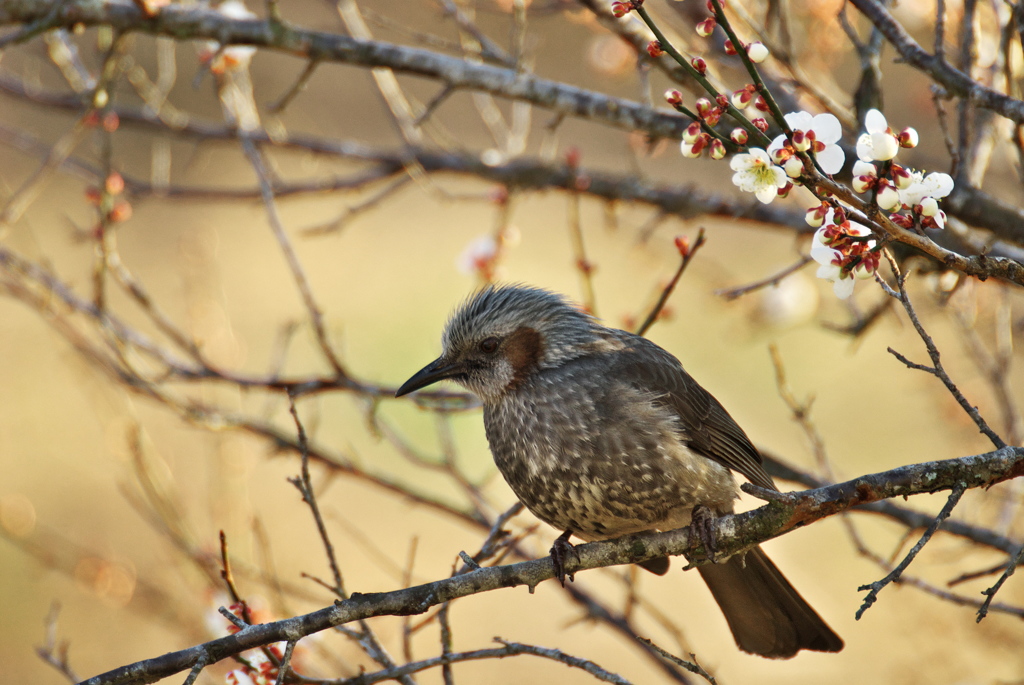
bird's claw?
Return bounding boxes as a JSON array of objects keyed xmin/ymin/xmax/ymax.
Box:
[
  {"xmin": 689, "ymin": 505, "xmax": 719, "ymax": 563},
  {"xmin": 550, "ymin": 530, "xmax": 579, "ymax": 586}
]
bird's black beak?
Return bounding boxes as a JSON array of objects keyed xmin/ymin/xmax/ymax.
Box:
[{"xmin": 395, "ymin": 357, "xmax": 463, "ymax": 397}]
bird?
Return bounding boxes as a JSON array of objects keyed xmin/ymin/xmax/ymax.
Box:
[{"xmin": 396, "ymin": 284, "xmax": 843, "ymax": 659}]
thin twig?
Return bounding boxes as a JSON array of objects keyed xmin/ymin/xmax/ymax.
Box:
[
  {"xmin": 716, "ymin": 255, "xmax": 813, "ymax": 300},
  {"xmin": 978, "ymin": 543, "xmax": 1024, "ymax": 622},
  {"xmin": 272, "ymin": 640, "xmax": 297, "ymax": 685},
  {"xmin": 241, "ymin": 138, "xmax": 346, "ymax": 376},
  {"xmin": 636, "ymin": 638, "xmax": 715, "ymax": 685},
  {"xmin": 636, "ymin": 229, "xmax": 707, "ymax": 336},
  {"xmin": 35, "ymin": 604, "xmax": 80, "ymax": 684},
  {"xmin": 878, "ymin": 253, "xmax": 1006, "ymax": 449},
  {"xmin": 286, "ymin": 394, "xmax": 345, "ymax": 595},
  {"xmin": 269, "ymin": 60, "xmax": 320, "ymax": 113},
  {"xmin": 856, "ymin": 484, "xmax": 967, "ymax": 619}
]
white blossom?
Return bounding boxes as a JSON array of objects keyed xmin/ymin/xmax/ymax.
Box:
[
  {"xmin": 810, "ymin": 213, "xmax": 876, "ymax": 300},
  {"xmin": 856, "ymin": 109, "xmax": 899, "ymax": 161},
  {"xmin": 768, "ymin": 111, "xmax": 845, "ymax": 174},
  {"xmin": 899, "ymin": 171, "xmax": 954, "ymax": 207},
  {"xmin": 747, "ymin": 42, "xmax": 770, "ymax": 63},
  {"xmin": 730, "ymin": 148, "xmax": 788, "ymax": 204}
]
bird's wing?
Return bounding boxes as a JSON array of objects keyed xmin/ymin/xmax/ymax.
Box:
[{"xmin": 612, "ymin": 337, "xmax": 778, "ymax": 492}]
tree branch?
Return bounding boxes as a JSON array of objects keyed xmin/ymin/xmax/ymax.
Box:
[{"xmin": 79, "ymin": 444, "xmax": 1024, "ymax": 685}]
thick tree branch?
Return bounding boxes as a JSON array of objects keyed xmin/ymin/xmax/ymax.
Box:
[
  {"xmin": 850, "ymin": 0, "xmax": 1024, "ymax": 124},
  {"xmin": 78, "ymin": 445, "xmax": 1024, "ymax": 685},
  {"xmin": 0, "ymin": 0, "xmax": 692, "ymax": 139}
]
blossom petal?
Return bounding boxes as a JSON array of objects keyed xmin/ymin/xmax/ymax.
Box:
[
  {"xmin": 870, "ymin": 132, "xmax": 899, "ymax": 161},
  {"xmin": 856, "ymin": 134, "xmax": 874, "ymax": 162},
  {"xmin": 816, "ymin": 144, "xmax": 845, "ymax": 174},
  {"xmin": 810, "ymin": 113, "xmax": 842, "ymax": 143},
  {"xmin": 810, "ymin": 241, "xmax": 839, "ymax": 266},
  {"xmin": 865, "ymin": 109, "xmax": 888, "ymax": 134},
  {"xmin": 924, "ymin": 172, "xmax": 954, "ymax": 198},
  {"xmin": 816, "ymin": 263, "xmax": 840, "ymax": 280},
  {"xmin": 784, "ymin": 111, "xmax": 814, "ymax": 132},
  {"xmin": 755, "ymin": 185, "xmax": 778, "ymax": 203},
  {"xmin": 832, "ymin": 276, "xmax": 856, "ymax": 299}
]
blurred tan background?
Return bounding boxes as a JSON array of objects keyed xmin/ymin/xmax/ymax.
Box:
[{"xmin": 2, "ymin": 1, "xmax": 1024, "ymax": 683}]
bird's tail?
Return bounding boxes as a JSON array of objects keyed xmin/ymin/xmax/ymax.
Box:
[{"xmin": 697, "ymin": 546, "xmax": 843, "ymax": 659}]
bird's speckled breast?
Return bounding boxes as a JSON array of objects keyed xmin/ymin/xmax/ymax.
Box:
[{"xmin": 483, "ymin": 355, "xmax": 737, "ymax": 541}]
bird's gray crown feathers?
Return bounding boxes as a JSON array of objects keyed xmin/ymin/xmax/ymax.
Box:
[{"xmin": 441, "ymin": 284, "xmax": 600, "ymax": 367}]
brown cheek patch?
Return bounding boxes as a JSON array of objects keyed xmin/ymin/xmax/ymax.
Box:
[{"xmin": 506, "ymin": 326, "xmax": 542, "ymax": 387}]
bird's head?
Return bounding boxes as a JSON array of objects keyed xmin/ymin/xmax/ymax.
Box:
[{"xmin": 396, "ymin": 285, "xmax": 600, "ymax": 403}]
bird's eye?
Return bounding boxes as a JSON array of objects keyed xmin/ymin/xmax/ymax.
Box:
[{"xmin": 478, "ymin": 337, "xmax": 500, "ymax": 354}]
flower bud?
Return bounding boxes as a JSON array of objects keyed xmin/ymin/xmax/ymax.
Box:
[
  {"xmin": 784, "ymin": 156, "xmax": 803, "ymax": 178},
  {"xmin": 730, "ymin": 128, "xmax": 748, "ymax": 145},
  {"xmin": 754, "ymin": 95, "xmax": 770, "ymax": 112},
  {"xmin": 681, "ymin": 134, "xmax": 709, "ymax": 158},
  {"xmin": 696, "ymin": 18, "xmax": 716, "ymax": 36},
  {"xmin": 746, "ymin": 42, "xmax": 769, "ymax": 63},
  {"xmin": 852, "ymin": 160, "xmax": 877, "ymax": 178},
  {"xmin": 691, "ymin": 57, "xmax": 707, "ymax": 74},
  {"xmin": 919, "ymin": 196, "xmax": 939, "ymax": 217},
  {"xmin": 752, "ymin": 117, "xmax": 768, "ymax": 132},
  {"xmin": 805, "ymin": 204, "xmax": 829, "ymax": 228},
  {"xmin": 876, "ymin": 182, "xmax": 901, "ymax": 210},
  {"xmin": 695, "ymin": 98, "xmax": 712, "ymax": 119},
  {"xmin": 665, "ymin": 89, "xmax": 683, "ymax": 106},
  {"xmin": 681, "ymin": 140, "xmax": 702, "ymax": 158},
  {"xmin": 898, "ymin": 127, "xmax": 919, "ymax": 148},
  {"xmin": 647, "ymin": 41, "xmax": 665, "ymax": 58},
  {"xmin": 891, "ymin": 164, "xmax": 913, "ymax": 189},
  {"xmin": 709, "ymin": 138, "xmax": 727, "ymax": 159},
  {"xmin": 731, "ymin": 88, "xmax": 754, "ymax": 109},
  {"xmin": 108, "ymin": 201, "xmax": 133, "ymax": 223},
  {"xmin": 852, "ymin": 175, "xmax": 875, "ymax": 194},
  {"xmin": 723, "ymin": 39, "xmax": 737, "ymax": 55},
  {"xmin": 854, "ymin": 261, "xmax": 876, "ymax": 279},
  {"xmin": 611, "ymin": 1, "xmax": 630, "ymax": 17},
  {"xmin": 106, "ymin": 172, "xmax": 125, "ymax": 195},
  {"xmin": 791, "ymin": 129, "xmax": 809, "ymax": 152},
  {"xmin": 769, "ymin": 147, "xmax": 789, "ymax": 165},
  {"xmin": 683, "ymin": 121, "xmax": 702, "ymax": 143}
]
